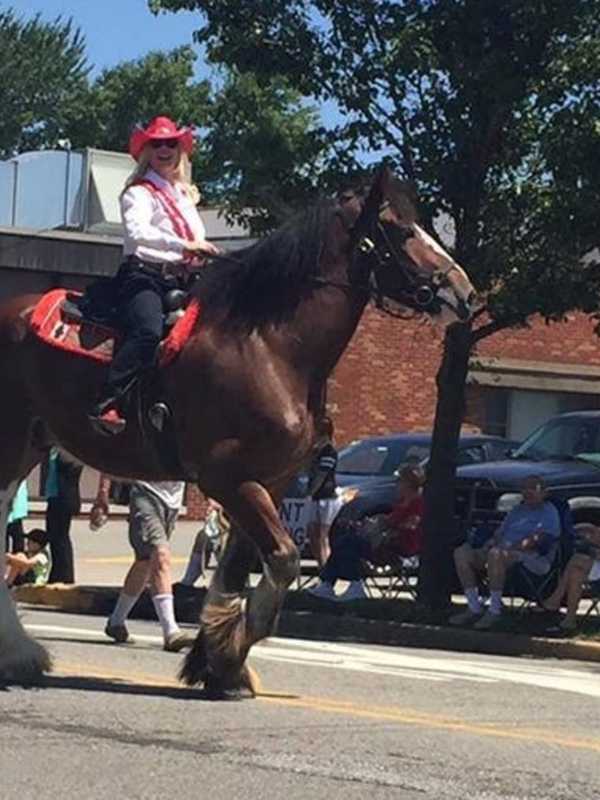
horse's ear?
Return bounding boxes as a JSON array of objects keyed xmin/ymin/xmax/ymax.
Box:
[
  {"xmin": 362, "ymin": 164, "xmax": 388, "ymax": 212},
  {"xmin": 393, "ymin": 180, "xmax": 419, "ymax": 224},
  {"xmin": 364, "ymin": 164, "xmax": 419, "ymax": 223}
]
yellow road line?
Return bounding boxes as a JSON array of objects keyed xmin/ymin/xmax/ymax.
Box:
[{"xmin": 53, "ymin": 660, "xmax": 600, "ymax": 754}]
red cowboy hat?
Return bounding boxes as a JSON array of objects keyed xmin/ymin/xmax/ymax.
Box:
[{"xmin": 128, "ymin": 116, "xmax": 194, "ymax": 161}]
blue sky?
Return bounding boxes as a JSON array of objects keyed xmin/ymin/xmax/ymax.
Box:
[
  {"xmin": 7, "ymin": 1, "xmax": 350, "ymax": 148},
  {"xmin": 8, "ymin": 0, "xmax": 208, "ymax": 78}
]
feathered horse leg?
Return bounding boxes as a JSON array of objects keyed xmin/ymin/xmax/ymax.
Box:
[
  {"xmin": 180, "ymin": 482, "xmax": 298, "ymax": 699},
  {"xmin": 0, "ymin": 481, "xmax": 51, "ymax": 686},
  {"xmin": 180, "ymin": 528, "xmax": 258, "ymax": 699}
]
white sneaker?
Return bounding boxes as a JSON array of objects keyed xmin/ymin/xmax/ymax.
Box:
[
  {"xmin": 448, "ymin": 608, "xmax": 482, "ymax": 627},
  {"xmin": 473, "ymin": 610, "xmax": 503, "ymax": 630},
  {"xmin": 307, "ymin": 582, "xmax": 337, "ymax": 601},
  {"xmin": 338, "ymin": 581, "xmax": 368, "ymax": 602}
]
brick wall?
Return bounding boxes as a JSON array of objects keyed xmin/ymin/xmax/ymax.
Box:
[
  {"xmin": 329, "ymin": 307, "xmax": 445, "ymax": 444},
  {"xmin": 185, "ymin": 484, "xmax": 208, "ymax": 521},
  {"xmin": 476, "ymin": 313, "xmax": 600, "ymax": 366}
]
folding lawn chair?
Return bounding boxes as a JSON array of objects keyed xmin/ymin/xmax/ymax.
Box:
[
  {"xmin": 505, "ymin": 496, "xmax": 575, "ymax": 614},
  {"xmin": 582, "ymin": 562, "xmax": 600, "ymax": 619},
  {"xmin": 360, "ymin": 556, "xmax": 419, "ymax": 600}
]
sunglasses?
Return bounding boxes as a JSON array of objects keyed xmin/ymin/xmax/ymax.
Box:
[{"xmin": 150, "ymin": 138, "xmax": 179, "ymax": 149}]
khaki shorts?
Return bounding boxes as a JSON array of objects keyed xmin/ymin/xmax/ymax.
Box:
[{"xmin": 128, "ymin": 485, "xmax": 179, "ymax": 560}]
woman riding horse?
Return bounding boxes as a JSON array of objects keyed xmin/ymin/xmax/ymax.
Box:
[
  {"xmin": 0, "ymin": 164, "xmax": 477, "ymax": 697},
  {"xmin": 89, "ymin": 115, "xmax": 220, "ymax": 435}
]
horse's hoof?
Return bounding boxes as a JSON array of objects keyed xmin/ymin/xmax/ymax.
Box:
[
  {"xmin": 0, "ymin": 639, "xmax": 52, "ymax": 688},
  {"xmin": 201, "ymin": 684, "xmax": 245, "ymax": 702},
  {"xmin": 201, "ymin": 673, "xmax": 254, "ymax": 702}
]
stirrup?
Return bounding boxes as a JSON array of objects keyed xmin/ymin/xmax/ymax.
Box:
[{"xmin": 148, "ymin": 402, "xmax": 171, "ymax": 432}]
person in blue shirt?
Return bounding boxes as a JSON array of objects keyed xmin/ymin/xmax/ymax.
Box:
[
  {"xmin": 6, "ymin": 480, "xmax": 28, "ymax": 553},
  {"xmin": 450, "ymin": 475, "xmax": 560, "ymax": 630}
]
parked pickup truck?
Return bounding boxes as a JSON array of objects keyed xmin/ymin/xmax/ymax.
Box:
[{"xmin": 454, "ymin": 410, "xmax": 600, "ymax": 529}]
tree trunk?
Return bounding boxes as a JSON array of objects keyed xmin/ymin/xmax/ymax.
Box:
[{"xmin": 417, "ymin": 321, "xmax": 473, "ymax": 619}]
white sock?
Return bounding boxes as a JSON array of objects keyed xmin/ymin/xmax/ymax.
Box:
[
  {"xmin": 180, "ymin": 553, "xmax": 204, "ymax": 586},
  {"xmin": 152, "ymin": 593, "xmax": 179, "ymax": 638},
  {"xmin": 489, "ymin": 590, "xmax": 503, "ymax": 615},
  {"xmin": 109, "ymin": 592, "xmax": 139, "ymax": 626},
  {"xmin": 465, "ymin": 587, "xmax": 482, "ymax": 613}
]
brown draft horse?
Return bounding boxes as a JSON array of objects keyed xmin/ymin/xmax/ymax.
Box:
[{"xmin": 0, "ymin": 167, "xmax": 476, "ymax": 697}]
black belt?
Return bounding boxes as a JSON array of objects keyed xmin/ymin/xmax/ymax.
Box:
[
  {"xmin": 123, "ymin": 256, "xmax": 167, "ymax": 276},
  {"xmin": 123, "ymin": 257, "xmax": 188, "ymax": 282}
]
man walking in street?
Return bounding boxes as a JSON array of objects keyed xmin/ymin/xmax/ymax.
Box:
[{"xmin": 91, "ymin": 475, "xmax": 194, "ymax": 652}]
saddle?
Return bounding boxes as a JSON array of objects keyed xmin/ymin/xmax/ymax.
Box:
[{"xmin": 29, "ymin": 284, "xmax": 201, "ymax": 368}]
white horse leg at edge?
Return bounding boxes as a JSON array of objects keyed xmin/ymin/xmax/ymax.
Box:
[{"xmin": 0, "ymin": 479, "xmax": 51, "ymax": 683}]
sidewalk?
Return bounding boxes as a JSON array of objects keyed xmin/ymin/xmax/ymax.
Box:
[{"xmin": 14, "ymin": 518, "xmax": 600, "ymax": 664}]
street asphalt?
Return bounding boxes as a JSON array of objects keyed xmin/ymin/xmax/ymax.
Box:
[{"xmin": 2, "ymin": 607, "xmax": 600, "ymax": 800}]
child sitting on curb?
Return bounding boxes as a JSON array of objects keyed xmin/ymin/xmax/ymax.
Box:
[{"xmin": 5, "ymin": 529, "xmax": 51, "ymax": 588}]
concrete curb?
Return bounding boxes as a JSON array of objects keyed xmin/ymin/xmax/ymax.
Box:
[{"xmin": 14, "ymin": 583, "xmax": 600, "ymax": 664}]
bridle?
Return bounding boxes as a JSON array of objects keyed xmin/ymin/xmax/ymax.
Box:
[
  {"xmin": 313, "ymin": 194, "xmax": 451, "ymax": 320},
  {"xmin": 203, "ymin": 192, "xmax": 468, "ymax": 321}
]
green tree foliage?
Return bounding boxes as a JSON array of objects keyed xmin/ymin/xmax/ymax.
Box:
[
  {"xmin": 64, "ymin": 47, "xmax": 210, "ymax": 155},
  {"xmin": 152, "ymin": 0, "xmax": 600, "ymax": 610},
  {"xmin": 201, "ymin": 71, "xmax": 328, "ymax": 232},
  {"xmin": 0, "ymin": 8, "xmax": 89, "ymax": 156}
]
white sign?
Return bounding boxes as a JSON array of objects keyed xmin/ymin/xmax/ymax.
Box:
[{"xmin": 279, "ymin": 498, "xmax": 313, "ymax": 549}]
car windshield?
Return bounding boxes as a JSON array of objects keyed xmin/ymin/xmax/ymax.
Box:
[
  {"xmin": 337, "ymin": 439, "xmax": 430, "ymax": 476},
  {"xmin": 512, "ymin": 417, "xmax": 600, "ymax": 463}
]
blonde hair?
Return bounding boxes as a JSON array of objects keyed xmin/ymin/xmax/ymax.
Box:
[{"xmin": 121, "ymin": 144, "xmax": 201, "ymax": 204}]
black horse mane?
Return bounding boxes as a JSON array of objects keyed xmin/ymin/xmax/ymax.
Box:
[{"xmin": 191, "ymin": 201, "xmax": 340, "ymax": 328}]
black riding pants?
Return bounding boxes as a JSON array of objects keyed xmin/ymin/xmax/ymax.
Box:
[{"xmin": 102, "ymin": 265, "xmax": 167, "ymax": 401}]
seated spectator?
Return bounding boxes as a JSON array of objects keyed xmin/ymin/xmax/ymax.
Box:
[
  {"xmin": 308, "ymin": 465, "xmax": 425, "ymax": 602},
  {"xmin": 5, "ymin": 529, "xmax": 50, "ymax": 588},
  {"xmin": 540, "ymin": 522, "xmax": 600, "ymax": 635},
  {"xmin": 450, "ymin": 475, "xmax": 560, "ymax": 630}
]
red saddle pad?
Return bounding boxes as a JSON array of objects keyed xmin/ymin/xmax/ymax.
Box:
[{"xmin": 29, "ymin": 289, "xmax": 201, "ymax": 368}]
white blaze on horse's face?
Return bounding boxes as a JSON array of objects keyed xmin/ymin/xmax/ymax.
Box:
[{"xmin": 404, "ymin": 224, "xmax": 477, "ymax": 323}]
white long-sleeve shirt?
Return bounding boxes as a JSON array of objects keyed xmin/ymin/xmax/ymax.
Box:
[{"xmin": 120, "ymin": 168, "xmax": 207, "ymax": 264}]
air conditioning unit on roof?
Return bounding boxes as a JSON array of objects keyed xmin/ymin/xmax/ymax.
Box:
[{"xmin": 84, "ymin": 149, "xmax": 135, "ymax": 235}]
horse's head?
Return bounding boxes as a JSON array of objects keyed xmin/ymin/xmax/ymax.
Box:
[{"xmin": 349, "ymin": 166, "xmax": 477, "ymax": 323}]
